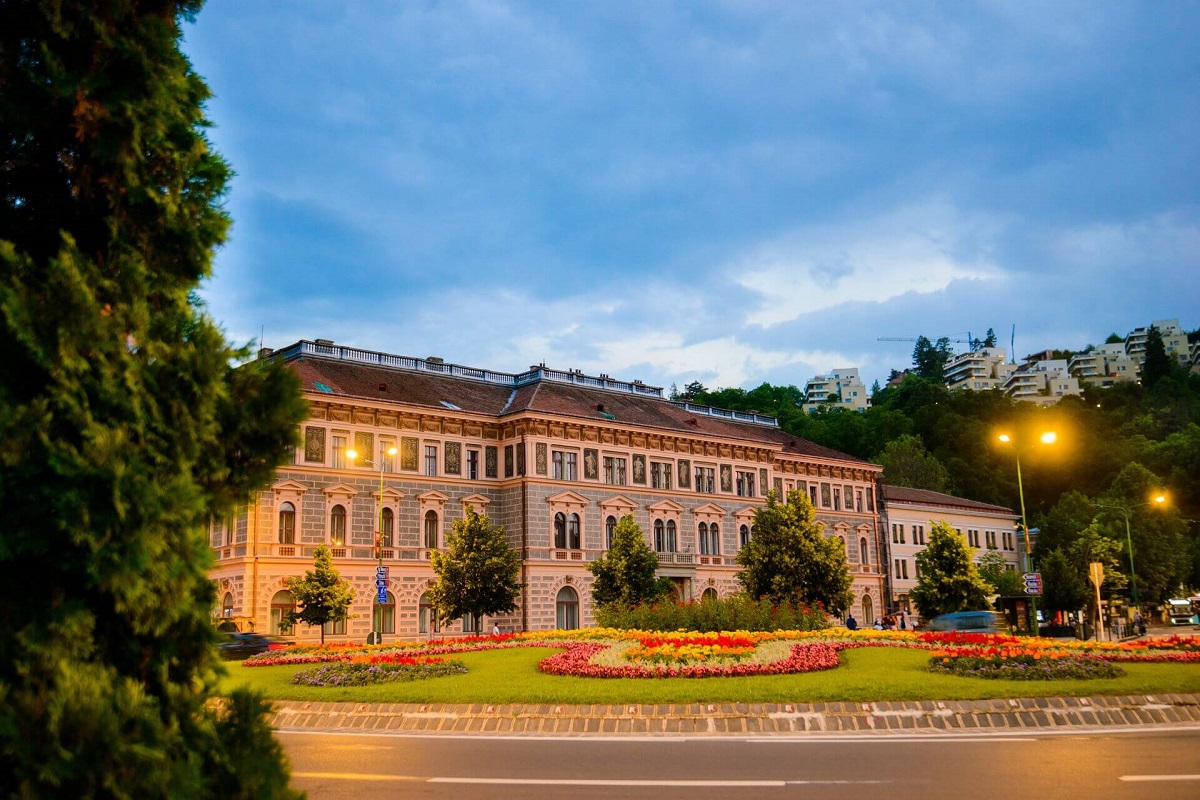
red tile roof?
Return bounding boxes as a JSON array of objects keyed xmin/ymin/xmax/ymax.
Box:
[
  {"xmin": 882, "ymin": 484, "xmax": 1015, "ymax": 515},
  {"xmin": 285, "ymin": 351, "xmax": 872, "ymax": 466}
]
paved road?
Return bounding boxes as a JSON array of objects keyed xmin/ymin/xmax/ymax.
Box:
[{"xmin": 281, "ymin": 727, "xmax": 1200, "ymax": 799}]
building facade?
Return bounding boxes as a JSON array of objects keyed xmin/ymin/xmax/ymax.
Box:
[
  {"xmin": 1068, "ymin": 342, "xmax": 1138, "ymax": 388},
  {"xmin": 801, "ymin": 368, "xmax": 871, "ymax": 413},
  {"xmin": 944, "ymin": 348, "xmax": 1014, "ymax": 392},
  {"xmin": 210, "ymin": 341, "xmax": 886, "ymax": 642},
  {"xmin": 999, "ymin": 359, "xmax": 1082, "ymax": 405},
  {"xmin": 880, "ymin": 485, "xmax": 1020, "ymax": 621}
]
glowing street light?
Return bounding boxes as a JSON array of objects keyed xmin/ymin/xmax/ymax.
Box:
[
  {"xmin": 347, "ymin": 444, "xmax": 399, "ymax": 643},
  {"xmin": 1092, "ymin": 493, "xmax": 1168, "ymax": 609},
  {"xmin": 997, "ymin": 430, "xmax": 1057, "ymax": 633}
]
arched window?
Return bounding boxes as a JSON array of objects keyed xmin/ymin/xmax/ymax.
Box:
[
  {"xmin": 556, "ymin": 586, "xmax": 579, "ymax": 630},
  {"xmin": 702, "ymin": 587, "xmax": 718, "ymax": 602},
  {"xmin": 739, "ymin": 524, "xmax": 750, "ymax": 548},
  {"xmin": 654, "ymin": 519, "xmax": 665, "ymax": 552},
  {"xmin": 418, "ymin": 592, "xmax": 440, "ymax": 634},
  {"xmin": 222, "ymin": 592, "xmax": 234, "ymax": 618},
  {"xmin": 859, "ymin": 537, "xmax": 869, "ymax": 564},
  {"xmin": 424, "ymin": 510, "xmax": 439, "ymax": 549},
  {"xmin": 329, "ymin": 504, "xmax": 346, "ymax": 546},
  {"xmin": 270, "ymin": 590, "xmax": 294, "ymax": 636},
  {"xmin": 373, "ymin": 591, "xmax": 395, "ymax": 635},
  {"xmin": 861, "ymin": 594, "xmax": 874, "ymax": 626},
  {"xmin": 381, "ymin": 507, "xmax": 394, "ymax": 548},
  {"xmin": 568, "ymin": 513, "xmax": 581, "ymax": 549},
  {"xmin": 278, "ymin": 502, "xmax": 295, "ymax": 544},
  {"xmin": 554, "ymin": 512, "xmax": 567, "ymax": 549},
  {"xmin": 605, "ymin": 515, "xmax": 617, "ymax": 549},
  {"xmin": 698, "ymin": 522, "xmax": 709, "ymax": 555},
  {"xmin": 709, "ymin": 523, "xmax": 720, "ymax": 556},
  {"xmin": 666, "ymin": 520, "xmax": 677, "ymax": 552}
]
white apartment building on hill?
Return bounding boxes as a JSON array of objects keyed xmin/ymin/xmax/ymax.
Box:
[
  {"xmin": 944, "ymin": 348, "xmax": 1014, "ymax": 392},
  {"xmin": 802, "ymin": 368, "xmax": 871, "ymax": 413}
]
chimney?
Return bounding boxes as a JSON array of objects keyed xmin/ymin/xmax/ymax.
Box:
[{"xmin": 257, "ymin": 347, "xmax": 274, "ymax": 360}]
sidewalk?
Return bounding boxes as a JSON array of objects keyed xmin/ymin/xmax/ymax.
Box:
[{"xmin": 268, "ymin": 693, "xmax": 1200, "ymax": 736}]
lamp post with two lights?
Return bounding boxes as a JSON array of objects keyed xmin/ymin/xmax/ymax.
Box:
[{"xmin": 997, "ymin": 430, "xmax": 1057, "ymax": 633}]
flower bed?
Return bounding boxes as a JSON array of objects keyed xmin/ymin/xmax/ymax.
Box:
[
  {"xmin": 291, "ymin": 657, "xmax": 467, "ymax": 687},
  {"xmin": 538, "ymin": 640, "xmax": 845, "ymax": 678},
  {"xmin": 624, "ymin": 634, "xmax": 759, "ymax": 665},
  {"xmin": 930, "ymin": 652, "xmax": 1122, "ymax": 681}
]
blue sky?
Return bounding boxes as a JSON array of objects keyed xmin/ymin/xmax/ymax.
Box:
[{"xmin": 183, "ymin": 1, "xmax": 1199, "ymax": 392}]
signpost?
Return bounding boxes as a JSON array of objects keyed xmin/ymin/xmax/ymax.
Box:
[
  {"xmin": 1022, "ymin": 572, "xmax": 1042, "ymax": 595},
  {"xmin": 1089, "ymin": 562, "xmax": 1105, "ymax": 640}
]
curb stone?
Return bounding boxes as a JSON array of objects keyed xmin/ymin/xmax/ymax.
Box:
[{"xmin": 267, "ymin": 693, "xmax": 1200, "ymax": 736}]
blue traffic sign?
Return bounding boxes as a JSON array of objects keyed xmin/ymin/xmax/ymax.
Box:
[
  {"xmin": 376, "ymin": 587, "xmax": 388, "ymax": 604},
  {"xmin": 375, "ymin": 565, "xmax": 389, "ymax": 579},
  {"xmin": 1023, "ymin": 572, "xmax": 1043, "ymax": 594}
]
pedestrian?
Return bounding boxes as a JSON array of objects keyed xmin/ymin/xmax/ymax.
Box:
[
  {"xmin": 872, "ymin": 619, "xmax": 883, "ymax": 630},
  {"xmin": 1135, "ymin": 612, "xmax": 1146, "ymax": 636},
  {"xmin": 899, "ymin": 613, "xmax": 907, "ymax": 630},
  {"xmin": 845, "ymin": 614, "xmax": 858, "ymax": 631},
  {"xmin": 492, "ymin": 623, "xmax": 501, "ymax": 637}
]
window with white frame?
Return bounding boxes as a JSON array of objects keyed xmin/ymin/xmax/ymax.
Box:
[
  {"xmin": 424, "ymin": 510, "xmax": 439, "ymax": 549},
  {"xmin": 466, "ymin": 449, "xmax": 480, "ymax": 480},
  {"xmin": 739, "ymin": 524, "xmax": 751, "ymax": 548},
  {"xmin": 552, "ymin": 450, "xmax": 578, "ymax": 481},
  {"xmin": 694, "ymin": 466, "xmax": 715, "ymax": 494},
  {"xmin": 650, "ymin": 461, "xmax": 672, "ymax": 490},
  {"xmin": 603, "ymin": 456, "xmax": 627, "ymax": 486},
  {"xmin": 278, "ymin": 502, "xmax": 295, "ymax": 544},
  {"xmin": 735, "ymin": 470, "xmax": 755, "ymax": 497},
  {"xmin": 332, "ymin": 434, "xmax": 348, "ymax": 469},
  {"xmin": 605, "ymin": 515, "xmax": 617, "ymax": 549},
  {"xmin": 329, "ymin": 504, "xmax": 346, "ymax": 546},
  {"xmin": 859, "ymin": 537, "xmax": 869, "ymax": 563},
  {"xmin": 424, "ymin": 444, "xmax": 438, "ymax": 476}
]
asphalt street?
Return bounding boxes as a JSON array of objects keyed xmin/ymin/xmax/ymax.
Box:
[{"xmin": 281, "ymin": 727, "xmax": 1200, "ymax": 800}]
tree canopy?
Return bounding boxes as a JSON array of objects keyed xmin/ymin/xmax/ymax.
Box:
[
  {"xmin": 586, "ymin": 515, "xmax": 672, "ymax": 607},
  {"xmin": 287, "ymin": 544, "xmax": 355, "ymax": 644},
  {"xmin": 0, "ymin": 1, "xmax": 306, "ymax": 795},
  {"xmin": 908, "ymin": 522, "xmax": 991, "ymax": 618},
  {"xmin": 428, "ymin": 508, "xmax": 523, "ymax": 632},
  {"xmin": 877, "ymin": 434, "xmax": 953, "ymax": 492},
  {"xmin": 736, "ymin": 491, "xmax": 853, "ymax": 615}
]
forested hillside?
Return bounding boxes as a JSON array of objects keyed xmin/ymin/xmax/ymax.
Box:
[{"xmin": 676, "ymin": 363, "xmax": 1200, "ymax": 600}]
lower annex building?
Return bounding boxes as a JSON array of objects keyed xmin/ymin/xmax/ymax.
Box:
[{"xmin": 210, "ymin": 340, "xmax": 886, "ymax": 642}]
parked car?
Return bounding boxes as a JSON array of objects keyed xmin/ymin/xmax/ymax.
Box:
[
  {"xmin": 926, "ymin": 611, "xmax": 1003, "ymax": 633},
  {"xmin": 218, "ymin": 633, "xmax": 293, "ymax": 660}
]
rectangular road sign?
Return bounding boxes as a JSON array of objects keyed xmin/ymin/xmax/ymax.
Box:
[
  {"xmin": 376, "ymin": 587, "xmax": 388, "ymax": 604},
  {"xmin": 375, "ymin": 565, "xmax": 389, "ymax": 579}
]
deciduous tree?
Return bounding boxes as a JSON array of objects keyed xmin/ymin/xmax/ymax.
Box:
[
  {"xmin": 736, "ymin": 491, "xmax": 853, "ymax": 615},
  {"xmin": 877, "ymin": 434, "xmax": 952, "ymax": 492},
  {"xmin": 977, "ymin": 550, "xmax": 1024, "ymax": 596},
  {"xmin": 909, "ymin": 522, "xmax": 991, "ymax": 618},
  {"xmin": 587, "ymin": 515, "xmax": 672, "ymax": 607},
  {"xmin": 429, "ymin": 508, "xmax": 523, "ymax": 633},
  {"xmin": 0, "ymin": 1, "xmax": 306, "ymax": 795},
  {"xmin": 286, "ymin": 544, "xmax": 355, "ymax": 644},
  {"xmin": 1040, "ymin": 548, "xmax": 1089, "ymax": 616}
]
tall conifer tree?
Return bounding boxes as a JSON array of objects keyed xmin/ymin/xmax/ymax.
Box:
[{"xmin": 0, "ymin": 1, "xmax": 306, "ymax": 794}]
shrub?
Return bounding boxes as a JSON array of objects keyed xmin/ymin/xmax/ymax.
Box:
[
  {"xmin": 929, "ymin": 654, "xmax": 1123, "ymax": 680},
  {"xmin": 595, "ymin": 594, "xmax": 830, "ymax": 632}
]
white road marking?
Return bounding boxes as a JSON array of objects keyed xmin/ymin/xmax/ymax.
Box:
[
  {"xmin": 1119, "ymin": 775, "xmax": 1200, "ymax": 782},
  {"xmin": 293, "ymin": 773, "xmax": 890, "ymax": 786},
  {"xmin": 292, "ymin": 772, "xmax": 423, "ymax": 782}
]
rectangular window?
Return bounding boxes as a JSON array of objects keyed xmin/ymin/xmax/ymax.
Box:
[
  {"xmin": 915, "ymin": 525, "xmax": 925, "ymax": 545},
  {"xmin": 736, "ymin": 471, "xmax": 756, "ymax": 498},
  {"xmin": 902, "ymin": 560, "xmax": 909, "ymax": 579},
  {"xmin": 603, "ymin": 456, "xmax": 627, "ymax": 485},
  {"xmin": 553, "ymin": 450, "xmax": 578, "ymax": 481},
  {"xmin": 856, "ymin": 490, "xmax": 864, "ymax": 513},
  {"xmin": 694, "ymin": 466, "xmax": 715, "ymax": 493},
  {"xmin": 895, "ymin": 558, "xmax": 902, "ymax": 577},
  {"xmin": 651, "ymin": 461, "xmax": 672, "ymax": 490},
  {"xmin": 322, "ymin": 618, "xmax": 346, "ymax": 636},
  {"xmin": 809, "ymin": 485, "xmax": 818, "ymax": 506},
  {"xmin": 891, "ymin": 524, "xmax": 899, "ymax": 544},
  {"xmin": 466, "ymin": 449, "xmax": 480, "ymax": 481},
  {"xmin": 425, "ymin": 445, "xmax": 438, "ymax": 476},
  {"xmin": 832, "ymin": 488, "xmax": 841, "ymax": 511},
  {"xmin": 866, "ymin": 489, "xmax": 874, "ymax": 512},
  {"xmin": 380, "ymin": 439, "xmax": 397, "ymax": 473},
  {"xmin": 331, "ymin": 435, "xmax": 347, "ymax": 469}
]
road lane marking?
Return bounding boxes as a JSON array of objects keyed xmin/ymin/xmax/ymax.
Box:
[
  {"xmin": 292, "ymin": 772, "xmax": 423, "ymax": 782},
  {"xmin": 429, "ymin": 778, "xmax": 887, "ymax": 786},
  {"xmin": 1120, "ymin": 775, "xmax": 1200, "ymax": 782}
]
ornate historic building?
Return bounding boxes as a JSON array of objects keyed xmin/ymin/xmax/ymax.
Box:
[{"xmin": 210, "ymin": 340, "xmax": 885, "ymax": 642}]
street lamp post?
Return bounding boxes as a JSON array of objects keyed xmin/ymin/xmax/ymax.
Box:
[
  {"xmin": 1092, "ymin": 495, "xmax": 1166, "ymax": 610},
  {"xmin": 347, "ymin": 444, "xmax": 399, "ymax": 644},
  {"xmin": 998, "ymin": 431, "xmax": 1056, "ymax": 635}
]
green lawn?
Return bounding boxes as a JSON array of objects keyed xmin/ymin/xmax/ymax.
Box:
[{"xmin": 220, "ymin": 646, "xmax": 1200, "ymax": 704}]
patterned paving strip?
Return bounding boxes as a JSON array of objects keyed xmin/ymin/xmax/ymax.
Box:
[{"xmin": 268, "ymin": 694, "xmax": 1200, "ymax": 736}]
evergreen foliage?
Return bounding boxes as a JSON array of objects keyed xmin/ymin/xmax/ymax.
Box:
[
  {"xmin": 877, "ymin": 434, "xmax": 953, "ymax": 492},
  {"xmin": 0, "ymin": 1, "xmax": 306, "ymax": 794},
  {"xmin": 1141, "ymin": 325, "xmax": 1174, "ymax": 388},
  {"xmin": 1040, "ymin": 549, "xmax": 1089, "ymax": 615},
  {"xmin": 428, "ymin": 508, "xmax": 523, "ymax": 633},
  {"xmin": 586, "ymin": 515, "xmax": 672, "ymax": 607},
  {"xmin": 286, "ymin": 544, "xmax": 355, "ymax": 645},
  {"xmin": 909, "ymin": 522, "xmax": 991, "ymax": 618},
  {"xmin": 735, "ymin": 491, "xmax": 853, "ymax": 615},
  {"xmin": 911, "ymin": 336, "xmax": 954, "ymax": 381}
]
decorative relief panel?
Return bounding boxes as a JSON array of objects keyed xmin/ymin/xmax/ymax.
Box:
[
  {"xmin": 535, "ymin": 443, "xmax": 548, "ymax": 475},
  {"xmin": 583, "ymin": 449, "xmax": 599, "ymax": 480},
  {"xmin": 760, "ymin": 468, "xmax": 769, "ymax": 493},
  {"xmin": 485, "ymin": 446, "xmax": 498, "ymax": 478},
  {"xmin": 677, "ymin": 459, "xmax": 691, "ymax": 489},
  {"xmin": 632, "ymin": 454, "xmax": 646, "ymax": 485},
  {"xmin": 821, "ymin": 483, "xmax": 832, "ymax": 506},
  {"xmin": 774, "ymin": 477, "xmax": 784, "ymax": 497},
  {"xmin": 516, "ymin": 444, "xmax": 526, "ymax": 476},
  {"xmin": 354, "ymin": 431, "xmax": 374, "ymax": 461},
  {"xmin": 401, "ymin": 437, "xmax": 419, "ymax": 471},
  {"xmin": 445, "ymin": 442, "xmax": 462, "ymax": 475},
  {"xmin": 444, "ymin": 421, "xmax": 462, "ymax": 435},
  {"xmin": 720, "ymin": 465, "xmax": 733, "ymax": 493},
  {"xmin": 504, "ymin": 445, "xmax": 514, "ymax": 478},
  {"xmin": 304, "ymin": 426, "xmax": 326, "ymax": 463},
  {"xmin": 329, "ymin": 408, "xmax": 351, "ymax": 423}
]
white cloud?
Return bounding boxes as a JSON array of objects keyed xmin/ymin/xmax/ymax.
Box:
[{"xmin": 732, "ymin": 199, "xmax": 1007, "ymax": 327}]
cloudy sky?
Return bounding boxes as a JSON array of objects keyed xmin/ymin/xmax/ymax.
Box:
[{"xmin": 183, "ymin": 1, "xmax": 1199, "ymax": 392}]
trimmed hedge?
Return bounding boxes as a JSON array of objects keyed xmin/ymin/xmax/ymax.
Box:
[{"xmin": 595, "ymin": 595, "xmax": 831, "ymax": 632}]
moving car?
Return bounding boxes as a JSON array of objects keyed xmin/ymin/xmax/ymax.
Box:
[
  {"xmin": 926, "ymin": 611, "xmax": 1003, "ymax": 633},
  {"xmin": 217, "ymin": 632, "xmax": 293, "ymax": 660}
]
